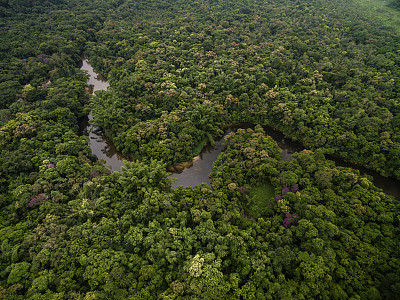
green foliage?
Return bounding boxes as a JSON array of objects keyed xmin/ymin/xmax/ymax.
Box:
[
  {"xmin": 7, "ymin": 262, "xmax": 31, "ymax": 286},
  {"xmin": 0, "ymin": 0, "xmax": 400, "ymax": 298},
  {"xmin": 210, "ymin": 126, "xmax": 281, "ymax": 191},
  {"xmin": 0, "ymin": 81, "xmax": 20, "ymax": 109},
  {"xmin": 247, "ymin": 184, "xmax": 275, "ymax": 219},
  {"xmin": 84, "ymin": 0, "xmax": 400, "ymax": 179}
]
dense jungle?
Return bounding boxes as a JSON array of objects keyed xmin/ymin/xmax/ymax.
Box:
[{"xmin": 0, "ymin": 0, "xmax": 400, "ymax": 298}]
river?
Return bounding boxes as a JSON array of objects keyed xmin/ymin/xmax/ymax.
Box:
[
  {"xmin": 80, "ymin": 59, "xmax": 400, "ymax": 199},
  {"xmin": 80, "ymin": 59, "xmax": 126, "ymax": 171}
]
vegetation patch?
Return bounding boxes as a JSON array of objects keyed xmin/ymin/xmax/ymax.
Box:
[
  {"xmin": 192, "ymin": 136, "xmax": 209, "ymax": 156},
  {"xmin": 246, "ymin": 183, "xmax": 275, "ymax": 219}
]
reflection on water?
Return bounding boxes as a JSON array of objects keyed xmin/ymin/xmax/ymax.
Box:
[
  {"xmin": 263, "ymin": 125, "xmax": 304, "ymax": 162},
  {"xmin": 80, "ymin": 59, "xmax": 129, "ymax": 172},
  {"xmin": 262, "ymin": 126, "xmax": 400, "ymax": 199},
  {"xmin": 169, "ymin": 130, "xmax": 232, "ymax": 188},
  {"xmin": 79, "ymin": 59, "xmax": 400, "ymax": 199},
  {"xmin": 327, "ymin": 155, "xmax": 400, "ymax": 199},
  {"xmin": 169, "ymin": 124, "xmax": 400, "ymax": 199},
  {"xmin": 168, "ymin": 125, "xmax": 303, "ymax": 189},
  {"xmin": 81, "ymin": 59, "xmax": 110, "ymax": 92}
]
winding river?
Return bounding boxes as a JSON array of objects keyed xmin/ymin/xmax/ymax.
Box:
[
  {"xmin": 80, "ymin": 59, "xmax": 126, "ymax": 171},
  {"xmin": 80, "ymin": 59, "xmax": 400, "ymax": 199}
]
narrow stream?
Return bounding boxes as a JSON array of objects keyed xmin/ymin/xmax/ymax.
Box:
[
  {"xmin": 79, "ymin": 59, "xmax": 400, "ymax": 199},
  {"xmin": 80, "ymin": 59, "xmax": 127, "ymax": 171}
]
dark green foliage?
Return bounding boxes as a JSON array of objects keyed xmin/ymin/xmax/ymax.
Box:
[
  {"xmin": 0, "ymin": 81, "xmax": 20, "ymax": 109},
  {"xmin": 86, "ymin": 0, "xmax": 400, "ymax": 179},
  {"xmin": 0, "ymin": 0, "xmax": 400, "ymax": 298}
]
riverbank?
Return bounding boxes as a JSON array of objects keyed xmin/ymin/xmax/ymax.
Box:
[{"xmin": 80, "ymin": 59, "xmax": 400, "ymax": 199}]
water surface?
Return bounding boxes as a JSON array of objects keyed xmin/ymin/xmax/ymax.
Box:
[
  {"xmin": 80, "ymin": 59, "xmax": 400, "ymax": 199},
  {"xmin": 80, "ymin": 59, "xmax": 128, "ymax": 171},
  {"xmin": 169, "ymin": 130, "xmax": 232, "ymax": 188}
]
